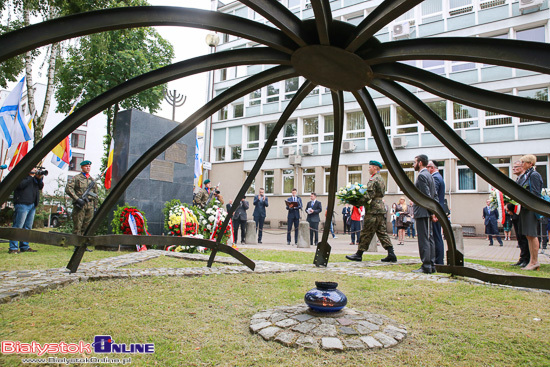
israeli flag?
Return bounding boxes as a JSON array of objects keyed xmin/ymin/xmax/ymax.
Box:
[{"xmin": 0, "ymin": 76, "xmax": 31, "ymax": 148}]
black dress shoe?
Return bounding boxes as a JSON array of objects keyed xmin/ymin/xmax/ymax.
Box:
[
  {"xmin": 519, "ymin": 262, "xmax": 529, "ymax": 268},
  {"xmin": 511, "ymin": 261, "xmax": 523, "ymax": 266},
  {"xmin": 346, "ymin": 254, "xmax": 362, "ymax": 262},
  {"xmin": 412, "ymin": 268, "xmax": 431, "ymax": 274},
  {"xmin": 488, "ymin": 243, "xmax": 493, "ymax": 246}
]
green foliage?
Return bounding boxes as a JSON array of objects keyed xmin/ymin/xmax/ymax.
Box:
[{"xmin": 0, "ymin": 22, "xmax": 25, "ymax": 88}]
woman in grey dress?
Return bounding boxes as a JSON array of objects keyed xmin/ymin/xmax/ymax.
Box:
[{"xmin": 517, "ymin": 154, "xmax": 543, "ymax": 271}]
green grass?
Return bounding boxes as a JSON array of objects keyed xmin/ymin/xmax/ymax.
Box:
[
  {"xmin": 122, "ymin": 255, "xmax": 237, "ymax": 269},
  {"xmin": 465, "ymin": 258, "xmax": 550, "ymax": 277},
  {"xmin": 238, "ymin": 248, "xmax": 390, "ymax": 264},
  {"xmin": 0, "ymin": 242, "xmax": 118, "ymax": 271},
  {"xmin": 1, "ymin": 272, "xmax": 549, "ymax": 366}
]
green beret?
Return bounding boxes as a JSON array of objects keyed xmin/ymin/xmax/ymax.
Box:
[
  {"xmin": 203, "ymin": 179, "xmax": 211, "ymax": 185},
  {"xmin": 80, "ymin": 160, "xmax": 92, "ymax": 166},
  {"xmin": 369, "ymin": 160, "xmax": 383, "ymax": 169}
]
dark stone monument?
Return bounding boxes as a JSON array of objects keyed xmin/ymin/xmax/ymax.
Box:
[{"xmin": 112, "ymin": 109, "xmax": 195, "ymax": 235}]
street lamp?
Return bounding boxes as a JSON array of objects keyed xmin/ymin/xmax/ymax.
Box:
[{"xmin": 204, "ymin": 33, "xmax": 220, "ymax": 181}]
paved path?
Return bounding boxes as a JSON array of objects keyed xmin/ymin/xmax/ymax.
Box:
[
  {"xmin": 241, "ymin": 228, "xmax": 550, "ymax": 264},
  {"xmin": 1, "ymin": 243, "xmax": 548, "ymax": 304}
]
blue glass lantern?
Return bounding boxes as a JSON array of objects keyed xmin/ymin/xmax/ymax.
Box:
[{"xmin": 304, "ymin": 281, "xmax": 347, "ymax": 312}]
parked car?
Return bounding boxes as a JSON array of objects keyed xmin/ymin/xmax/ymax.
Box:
[{"xmin": 44, "ymin": 205, "xmax": 68, "ymax": 227}]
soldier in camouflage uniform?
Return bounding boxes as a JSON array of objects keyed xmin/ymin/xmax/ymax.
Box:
[
  {"xmin": 193, "ymin": 179, "xmax": 212, "ymax": 208},
  {"xmin": 346, "ymin": 160, "xmax": 397, "ymax": 263},
  {"xmin": 65, "ymin": 160, "xmax": 98, "ymax": 237}
]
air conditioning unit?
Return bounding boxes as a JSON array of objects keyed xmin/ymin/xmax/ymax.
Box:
[
  {"xmin": 392, "ymin": 22, "xmax": 410, "ymax": 39},
  {"xmin": 519, "ymin": 0, "xmax": 543, "ymax": 13},
  {"xmin": 392, "ymin": 136, "xmax": 408, "ymax": 149},
  {"xmin": 342, "ymin": 141, "xmax": 356, "ymax": 153},
  {"xmin": 289, "ymin": 155, "xmax": 302, "ymax": 165},
  {"xmin": 282, "ymin": 146, "xmax": 295, "ymax": 157},
  {"xmin": 301, "ymin": 144, "xmax": 314, "ymax": 155}
]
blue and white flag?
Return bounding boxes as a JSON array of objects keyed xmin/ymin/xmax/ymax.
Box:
[{"xmin": 0, "ymin": 76, "xmax": 31, "ymax": 148}]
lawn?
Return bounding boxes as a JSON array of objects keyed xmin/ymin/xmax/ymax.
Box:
[{"xmin": 0, "ymin": 271, "xmax": 549, "ymax": 366}]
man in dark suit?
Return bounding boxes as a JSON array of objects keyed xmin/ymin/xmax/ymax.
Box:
[
  {"xmin": 286, "ymin": 188, "xmax": 302, "ymax": 245},
  {"xmin": 232, "ymin": 198, "xmax": 249, "ymax": 244},
  {"xmin": 413, "ymin": 154, "xmax": 437, "ymax": 274},
  {"xmin": 253, "ymin": 188, "xmax": 269, "ymax": 244},
  {"xmin": 306, "ymin": 193, "xmax": 322, "ymax": 246},
  {"xmin": 427, "ymin": 160, "xmax": 446, "ymax": 265},
  {"xmin": 342, "ymin": 204, "xmax": 351, "ymax": 234},
  {"xmin": 483, "ymin": 199, "xmax": 503, "ymax": 246}
]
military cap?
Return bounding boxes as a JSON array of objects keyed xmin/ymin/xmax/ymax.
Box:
[
  {"xmin": 203, "ymin": 179, "xmax": 211, "ymax": 185},
  {"xmin": 80, "ymin": 160, "xmax": 92, "ymax": 166},
  {"xmin": 369, "ymin": 160, "xmax": 383, "ymax": 169}
]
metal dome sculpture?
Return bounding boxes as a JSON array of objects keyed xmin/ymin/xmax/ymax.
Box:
[{"xmin": 1, "ymin": 0, "xmax": 549, "ymax": 289}]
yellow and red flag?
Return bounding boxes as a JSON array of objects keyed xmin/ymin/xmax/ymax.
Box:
[{"xmin": 104, "ymin": 138, "xmax": 114, "ymax": 189}]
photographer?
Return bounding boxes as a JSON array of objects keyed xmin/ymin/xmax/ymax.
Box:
[
  {"xmin": 65, "ymin": 160, "xmax": 97, "ymax": 237},
  {"xmin": 8, "ymin": 167, "xmax": 45, "ymax": 253}
]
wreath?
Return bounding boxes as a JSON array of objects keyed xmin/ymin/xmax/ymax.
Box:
[{"xmin": 111, "ymin": 204, "xmax": 148, "ymax": 235}]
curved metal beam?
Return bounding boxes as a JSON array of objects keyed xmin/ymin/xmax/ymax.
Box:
[
  {"xmin": 311, "ymin": 0, "xmax": 333, "ymax": 46},
  {"xmin": 346, "ymin": 0, "xmax": 423, "ymax": 52},
  {"xmin": 370, "ymin": 79, "xmax": 550, "ymax": 217},
  {"xmin": 0, "ymin": 6, "xmax": 299, "ymax": 61},
  {"xmin": 314, "ymin": 90, "xmax": 344, "ymax": 267},
  {"xmin": 359, "ymin": 38, "xmax": 550, "ymax": 74},
  {"xmin": 237, "ymin": 0, "xmax": 310, "ymax": 47},
  {"xmin": 372, "ymin": 63, "xmax": 550, "ymax": 122},
  {"xmin": 353, "ymin": 87, "xmax": 459, "ymax": 266},
  {"xmin": 68, "ymin": 66, "xmax": 298, "ymax": 271},
  {"xmin": 0, "ymin": 48, "xmax": 291, "ymax": 206},
  {"xmin": 207, "ymin": 80, "xmax": 316, "ymax": 267}
]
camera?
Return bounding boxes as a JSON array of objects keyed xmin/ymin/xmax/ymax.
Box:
[{"xmin": 36, "ymin": 166, "xmax": 48, "ymax": 176}]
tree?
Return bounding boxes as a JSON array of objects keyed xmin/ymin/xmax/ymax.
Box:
[{"xmin": 55, "ymin": 23, "xmax": 174, "ymax": 172}]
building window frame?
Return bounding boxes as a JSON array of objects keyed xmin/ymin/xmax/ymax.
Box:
[
  {"xmin": 302, "ymin": 168, "xmax": 316, "ymax": 194},
  {"xmin": 457, "ymin": 160, "xmax": 477, "ymax": 192},
  {"xmin": 347, "ymin": 165, "xmax": 362, "ymax": 185},
  {"xmin": 71, "ymin": 130, "xmax": 86, "ymax": 149},
  {"xmin": 264, "ymin": 170, "xmax": 274, "ymax": 194},
  {"xmin": 282, "ymin": 169, "xmax": 295, "ymax": 195}
]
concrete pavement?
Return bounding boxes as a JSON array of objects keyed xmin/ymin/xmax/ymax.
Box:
[{"xmin": 238, "ymin": 228, "xmax": 550, "ymax": 264}]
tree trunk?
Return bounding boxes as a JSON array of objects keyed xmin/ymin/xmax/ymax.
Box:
[
  {"xmin": 35, "ymin": 42, "xmax": 59, "ymax": 142},
  {"xmin": 23, "ymin": 7, "xmax": 36, "ymax": 126}
]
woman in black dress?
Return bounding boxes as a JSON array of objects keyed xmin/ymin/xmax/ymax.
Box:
[
  {"xmin": 517, "ymin": 154, "xmax": 543, "ymax": 271},
  {"xmin": 395, "ymin": 197, "xmax": 409, "ymax": 245}
]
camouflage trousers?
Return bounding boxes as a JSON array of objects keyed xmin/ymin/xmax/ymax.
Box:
[
  {"xmin": 72, "ymin": 205, "xmax": 94, "ymax": 236},
  {"xmin": 358, "ymin": 213, "xmax": 392, "ymax": 251}
]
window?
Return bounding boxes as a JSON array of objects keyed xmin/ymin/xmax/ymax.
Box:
[
  {"xmin": 247, "ymin": 125, "xmax": 259, "ymax": 148},
  {"xmin": 249, "ymin": 89, "xmax": 261, "ymax": 106},
  {"xmin": 323, "ymin": 115, "xmax": 334, "ymax": 141},
  {"xmin": 282, "ymin": 169, "xmax": 295, "ymax": 194},
  {"xmin": 218, "ymin": 106, "xmax": 228, "ymax": 120},
  {"xmin": 485, "ymin": 110, "xmax": 512, "ymax": 126},
  {"xmin": 264, "ymin": 170, "xmax": 274, "ymax": 194},
  {"xmin": 426, "ymin": 101, "xmax": 447, "ymax": 122},
  {"xmin": 287, "ymin": 0, "xmax": 300, "ymax": 9},
  {"xmin": 215, "ymin": 147, "xmax": 226, "ymax": 162},
  {"xmin": 324, "ymin": 167, "xmax": 330, "ymax": 194},
  {"xmin": 422, "ymin": 0, "xmax": 442, "ymax": 18},
  {"xmin": 401, "ymin": 162, "xmax": 415, "ymax": 184},
  {"xmin": 285, "ymin": 77, "xmax": 299, "ymax": 100},
  {"xmin": 282, "ymin": 120, "xmax": 297, "ymax": 145},
  {"xmin": 303, "ymin": 168, "xmax": 315, "ymax": 194},
  {"xmin": 219, "ymin": 68, "xmax": 227, "ymax": 81},
  {"xmin": 396, "ymin": 106, "xmax": 418, "ymax": 134},
  {"xmin": 71, "ymin": 130, "xmax": 86, "ymax": 149},
  {"xmin": 488, "ymin": 157, "xmax": 511, "ymax": 177},
  {"xmin": 264, "ymin": 122, "xmax": 276, "ymax": 142},
  {"xmin": 233, "ymin": 103, "xmax": 244, "ymax": 118},
  {"xmin": 69, "ymin": 153, "xmax": 84, "ymax": 171},
  {"xmin": 536, "ymin": 155, "xmax": 548, "ymax": 188},
  {"xmin": 346, "ymin": 111, "xmax": 366, "ymax": 139},
  {"xmin": 518, "ymin": 88, "xmax": 548, "ymax": 123},
  {"xmin": 516, "ymin": 27, "xmax": 545, "ymax": 42},
  {"xmin": 230, "ymin": 145, "xmax": 241, "ymax": 160},
  {"xmin": 422, "ymin": 60, "xmax": 445, "ymax": 75},
  {"xmin": 453, "ymin": 103, "xmax": 478, "ymax": 129},
  {"xmin": 451, "ymin": 61, "xmax": 476, "ymax": 72},
  {"xmin": 303, "ymin": 116, "xmax": 319, "ymax": 143},
  {"xmin": 449, "ymin": 0, "xmax": 473, "ymax": 15},
  {"xmin": 346, "ymin": 13, "xmax": 364, "ymax": 25},
  {"xmin": 347, "ymin": 166, "xmax": 362, "ymax": 185},
  {"xmin": 378, "ymin": 107, "xmax": 391, "ymax": 135},
  {"xmin": 457, "ymin": 160, "xmax": 476, "ymax": 191},
  {"xmin": 246, "ymin": 172, "xmax": 255, "ymax": 195},
  {"xmin": 267, "ymin": 82, "xmax": 280, "ymax": 103}
]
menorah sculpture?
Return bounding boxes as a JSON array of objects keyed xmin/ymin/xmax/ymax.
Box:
[
  {"xmin": 0, "ymin": 0, "xmax": 549, "ymax": 290},
  {"xmin": 163, "ymin": 89, "xmax": 187, "ymax": 121}
]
